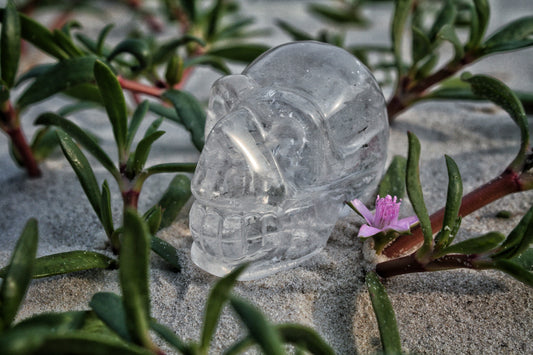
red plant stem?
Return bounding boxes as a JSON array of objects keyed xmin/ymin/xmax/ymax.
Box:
[
  {"xmin": 122, "ymin": 190, "xmax": 140, "ymax": 210},
  {"xmin": 1, "ymin": 101, "xmax": 41, "ymax": 177},
  {"xmin": 376, "ymin": 252, "xmax": 480, "ymax": 278},
  {"xmin": 117, "ymin": 76, "xmax": 164, "ymax": 98},
  {"xmin": 383, "ymin": 169, "xmax": 523, "ymax": 258}
]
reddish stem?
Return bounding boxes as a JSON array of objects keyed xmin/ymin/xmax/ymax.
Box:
[
  {"xmin": 117, "ymin": 76, "xmax": 164, "ymax": 98},
  {"xmin": 383, "ymin": 169, "xmax": 523, "ymax": 258},
  {"xmin": 1, "ymin": 102, "xmax": 41, "ymax": 177},
  {"xmin": 122, "ymin": 190, "xmax": 140, "ymax": 210}
]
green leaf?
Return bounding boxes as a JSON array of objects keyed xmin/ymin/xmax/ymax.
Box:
[
  {"xmin": 276, "ymin": 324, "xmax": 335, "ymax": 355},
  {"xmin": 492, "ymin": 259, "xmax": 533, "ymax": 288},
  {"xmin": 12, "ymin": 311, "xmax": 85, "ymax": 333},
  {"xmin": 0, "ymin": 219, "xmax": 38, "ymax": 331},
  {"xmin": 148, "ymin": 102, "xmax": 180, "ymax": 123},
  {"xmin": 56, "ymin": 130, "xmax": 102, "ymax": 223},
  {"xmin": 33, "ymin": 333, "xmax": 151, "ymax": 355},
  {"xmin": 143, "ymin": 162, "xmax": 196, "ymax": 178},
  {"xmin": 183, "ymin": 55, "xmax": 231, "ymax": 75},
  {"xmin": 493, "ymin": 204, "xmax": 533, "ymax": 260},
  {"xmin": 434, "ymin": 155, "xmax": 463, "ymax": 249},
  {"xmin": 89, "ymin": 292, "xmax": 131, "ymax": 342},
  {"xmin": 179, "ymin": 0, "xmax": 196, "ymax": 23},
  {"xmin": 207, "ymin": 44, "xmax": 269, "ymax": 63},
  {"xmin": 150, "ymin": 235, "xmax": 182, "ymax": 272},
  {"xmin": 156, "ymin": 174, "xmax": 192, "ymax": 230},
  {"xmin": 125, "ymin": 101, "xmax": 149, "ymax": 153},
  {"xmin": 406, "ymin": 132, "xmax": 433, "ymax": 260},
  {"xmin": 1, "ymin": 1, "xmax": 21, "ymax": 88},
  {"xmin": 308, "ymin": 3, "xmax": 368, "ymax": 26},
  {"xmin": 165, "ymin": 54, "xmax": 183, "ymax": 87},
  {"xmin": 149, "ymin": 321, "xmax": 189, "ymax": 353},
  {"xmin": 143, "ymin": 206, "xmax": 162, "ymax": 235},
  {"xmin": 0, "ymin": 251, "xmax": 117, "ymax": 279},
  {"xmin": 365, "ymin": 271, "xmax": 402, "ymax": 355},
  {"xmin": 199, "ymin": 264, "xmax": 248, "ymax": 352},
  {"xmin": 391, "ymin": 0, "xmax": 414, "ymax": 75},
  {"xmin": 17, "ymin": 56, "xmax": 96, "ymax": 109},
  {"xmin": 93, "ymin": 60, "xmax": 128, "ymax": 160},
  {"xmin": 511, "ymin": 247, "xmax": 533, "ymax": 270},
  {"xmin": 131, "ymin": 130, "xmax": 165, "ymax": 175},
  {"xmin": 437, "ymin": 231, "xmax": 505, "ymax": 256},
  {"xmin": 275, "ymin": 19, "xmax": 314, "ymax": 41},
  {"xmin": 206, "ymin": 0, "xmax": 224, "ymax": 41},
  {"xmin": 437, "ymin": 24, "xmax": 464, "ymax": 60},
  {"xmin": 30, "ymin": 127, "xmax": 59, "ymax": 163},
  {"xmin": 461, "ymin": 73, "xmax": 529, "ymax": 165},
  {"xmin": 153, "ymin": 35, "xmax": 205, "ymax": 65},
  {"xmin": 428, "ymin": 0, "xmax": 457, "ymax": 41},
  {"xmin": 96, "ymin": 24, "xmax": 114, "ymax": 57},
  {"xmin": 483, "ymin": 16, "xmax": 533, "ymax": 54},
  {"xmin": 57, "ymin": 101, "xmax": 100, "ymax": 117},
  {"xmin": 216, "ymin": 17, "xmax": 257, "ymax": 41},
  {"xmin": 100, "ymin": 180, "xmax": 114, "ymax": 239},
  {"xmin": 35, "ymin": 113, "xmax": 119, "ymax": 180},
  {"xmin": 62, "ymin": 83, "xmax": 104, "ymax": 105},
  {"xmin": 229, "ymin": 296, "xmax": 285, "ymax": 355},
  {"xmin": 18, "ymin": 13, "xmax": 69, "ymax": 59},
  {"xmin": 467, "ymin": 0, "xmax": 490, "ymax": 49},
  {"xmin": 52, "ymin": 29, "xmax": 84, "ymax": 58},
  {"xmin": 15, "ymin": 63, "xmax": 54, "ymax": 86},
  {"xmin": 120, "ymin": 209, "xmax": 151, "ymax": 347},
  {"xmin": 108, "ymin": 38, "xmax": 151, "ymax": 72},
  {"xmin": 378, "ymin": 155, "xmax": 407, "ymax": 199},
  {"xmin": 411, "ymin": 26, "xmax": 431, "ymax": 64},
  {"xmin": 162, "ymin": 90, "xmax": 206, "ymax": 151},
  {"xmin": 144, "ymin": 117, "xmax": 164, "ymax": 139}
]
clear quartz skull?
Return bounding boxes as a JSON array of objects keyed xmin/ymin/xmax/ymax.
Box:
[{"xmin": 190, "ymin": 41, "xmax": 389, "ymax": 280}]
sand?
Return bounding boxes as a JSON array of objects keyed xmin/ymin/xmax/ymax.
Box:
[{"xmin": 1, "ymin": 0, "xmax": 532, "ymax": 354}]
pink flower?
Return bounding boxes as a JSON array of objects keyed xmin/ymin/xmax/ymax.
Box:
[{"xmin": 348, "ymin": 195, "xmax": 418, "ymax": 238}]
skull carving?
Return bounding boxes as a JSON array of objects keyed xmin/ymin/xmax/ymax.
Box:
[{"xmin": 190, "ymin": 41, "xmax": 388, "ymax": 280}]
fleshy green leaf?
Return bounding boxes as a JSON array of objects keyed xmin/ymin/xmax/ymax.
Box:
[
  {"xmin": 411, "ymin": 26, "xmax": 431, "ymax": 64},
  {"xmin": 467, "ymin": 0, "xmax": 490, "ymax": 49},
  {"xmin": 492, "ymin": 259, "xmax": 533, "ymax": 288},
  {"xmin": 199, "ymin": 264, "xmax": 248, "ymax": 352},
  {"xmin": 56, "ymin": 130, "xmax": 102, "ymax": 224},
  {"xmin": 17, "ymin": 56, "xmax": 96, "ymax": 109},
  {"xmin": 126, "ymin": 101, "xmax": 149, "ymax": 153},
  {"xmin": 183, "ymin": 55, "xmax": 231, "ymax": 75},
  {"xmin": 30, "ymin": 127, "xmax": 59, "ymax": 163},
  {"xmin": 35, "ymin": 113, "xmax": 119, "ymax": 180},
  {"xmin": 62, "ymin": 83, "xmax": 104, "ymax": 105},
  {"xmin": 89, "ymin": 292, "xmax": 131, "ymax": 342},
  {"xmin": 149, "ymin": 321, "xmax": 189, "ymax": 353},
  {"xmin": 96, "ymin": 24, "xmax": 114, "ymax": 56},
  {"xmin": 434, "ymin": 155, "xmax": 463, "ymax": 249},
  {"xmin": 365, "ymin": 271, "xmax": 402, "ymax": 355},
  {"xmin": 406, "ymin": 132, "xmax": 433, "ymax": 260},
  {"xmin": 377, "ymin": 155, "xmax": 407, "ymax": 199},
  {"xmin": 148, "ymin": 102, "xmax": 180, "ymax": 123},
  {"xmin": 143, "ymin": 206, "xmax": 162, "ymax": 235},
  {"xmin": 100, "ymin": 181, "xmax": 114, "ymax": 239},
  {"xmin": 179, "ymin": 0, "xmax": 196, "ymax": 23},
  {"xmin": 143, "ymin": 117, "xmax": 164, "ymax": 139},
  {"xmin": 1, "ymin": 0, "xmax": 21, "ymax": 88},
  {"xmin": 511, "ymin": 247, "xmax": 533, "ymax": 271},
  {"xmin": 437, "ymin": 24, "xmax": 464, "ymax": 60},
  {"xmin": 0, "ymin": 251, "xmax": 118, "ymax": 279},
  {"xmin": 308, "ymin": 3, "xmax": 368, "ymax": 26},
  {"xmin": 120, "ymin": 209, "xmax": 152, "ymax": 347},
  {"xmin": 153, "ymin": 35, "xmax": 205, "ymax": 64},
  {"xmin": 275, "ymin": 19, "xmax": 314, "ymax": 41},
  {"xmin": 461, "ymin": 73, "xmax": 529, "ymax": 166},
  {"xmin": 437, "ymin": 231, "xmax": 505, "ymax": 256},
  {"xmin": 18, "ymin": 13, "xmax": 69, "ymax": 59},
  {"xmin": 12, "ymin": 311, "xmax": 85, "ymax": 333},
  {"xmin": 0, "ymin": 219, "xmax": 38, "ymax": 331},
  {"xmin": 131, "ymin": 130, "xmax": 165, "ymax": 175},
  {"xmin": 108, "ymin": 38, "xmax": 151, "ymax": 72},
  {"xmin": 93, "ymin": 60, "xmax": 128, "ymax": 160},
  {"xmin": 229, "ymin": 295, "xmax": 285, "ymax": 355},
  {"xmin": 150, "ymin": 235, "xmax": 181, "ymax": 272},
  {"xmin": 52, "ymin": 28, "xmax": 84, "ymax": 58},
  {"xmin": 165, "ymin": 54, "xmax": 183, "ymax": 87},
  {"xmin": 156, "ymin": 174, "xmax": 192, "ymax": 230},
  {"xmin": 483, "ymin": 16, "xmax": 533, "ymax": 54},
  {"xmin": 428, "ymin": 0, "xmax": 457, "ymax": 41},
  {"xmin": 207, "ymin": 44, "xmax": 269, "ymax": 63},
  {"xmin": 391, "ymin": 0, "xmax": 414, "ymax": 75},
  {"xmin": 33, "ymin": 333, "xmax": 151, "ymax": 355},
  {"xmin": 493, "ymin": 204, "xmax": 533, "ymax": 260},
  {"xmin": 206, "ymin": 0, "xmax": 224, "ymax": 41},
  {"xmin": 276, "ymin": 324, "xmax": 335, "ymax": 355},
  {"xmin": 163, "ymin": 90, "xmax": 206, "ymax": 151}
]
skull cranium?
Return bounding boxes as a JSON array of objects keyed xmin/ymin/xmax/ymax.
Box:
[{"xmin": 190, "ymin": 41, "xmax": 388, "ymax": 280}]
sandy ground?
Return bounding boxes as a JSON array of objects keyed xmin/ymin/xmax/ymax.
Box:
[{"xmin": 1, "ymin": 0, "xmax": 532, "ymax": 354}]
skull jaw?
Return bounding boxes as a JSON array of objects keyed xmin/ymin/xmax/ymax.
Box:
[{"xmin": 189, "ymin": 198, "xmax": 341, "ymax": 280}]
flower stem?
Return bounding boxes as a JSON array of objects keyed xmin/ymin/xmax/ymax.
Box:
[
  {"xmin": 383, "ymin": 169, "xmax": 524, "ymax": 258},
  {"xmin": 122, "ymin": 189, "xmax": 140, "ymax": 210}
]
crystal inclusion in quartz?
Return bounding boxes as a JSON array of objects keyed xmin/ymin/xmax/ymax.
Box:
[{"xmin": 189, "ymin": 41, "xmax": 389, "ymax": 280}]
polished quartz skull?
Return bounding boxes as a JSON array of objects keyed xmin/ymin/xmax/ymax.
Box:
[{"xmin": 190, "ymin": 41, "xmax": 389, "ymax": 280}]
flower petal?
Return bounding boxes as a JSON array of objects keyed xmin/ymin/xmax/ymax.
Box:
[
  {"xmin": 350, "ymin": 198, "xmax": 374, "ymax": 225},
  {"xmin": 358, "ymin": 224, "xmax": 384, "ymax": 238},
  {"xmin": 387, "ymin": 216, "xmax": 419, "ymax": 233}
]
